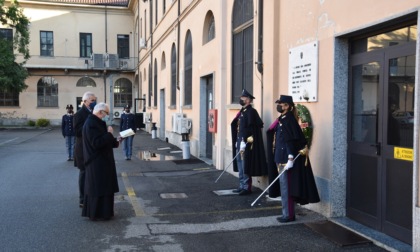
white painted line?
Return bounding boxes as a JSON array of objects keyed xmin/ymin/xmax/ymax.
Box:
[{"xmin": 0, "ymin": 137, "xmax": 19, "ymax": 146}]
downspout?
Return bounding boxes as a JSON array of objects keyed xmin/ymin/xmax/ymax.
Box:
[
  {"xmin": 149, "ymin": 0, "xmax": 153, "ymax": 107},
  {"xmin": 257, "ymin": 0, "xmax": 263, "ymax": 118},
  {"xmin": 176, "ymin": 0, "xmax": 181, "ymax": 114},
  {"xmin": 104, "ymin": 4, "xmax": 108, "ymax": 103}
]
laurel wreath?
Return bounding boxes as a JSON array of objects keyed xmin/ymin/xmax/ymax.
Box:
[{"xmin": 296, "ymin": 104, "xmax": 313, "ymax": 149}]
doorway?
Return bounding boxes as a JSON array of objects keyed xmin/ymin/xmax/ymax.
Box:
[
  {"xmin": 347, "ymin": 24, "xmax": 416, "ymax": 244},
  {"xmin": 199, "ymin": 74, "xmax": 214, "ymax": 160},
  {"xmin": 159, "ymin": 89, "xmax": 166, "ymax": 140}
]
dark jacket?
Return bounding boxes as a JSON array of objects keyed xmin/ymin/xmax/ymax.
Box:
[
  {"xmin": 82, "ymin": 114, "xmax": 119, "ymax": 197},
  {"xmin": 277, "ymin": 111, "xmax": 320, "ymax": 205},
  {"xmin": 230, "ymin": 105, "xmax": 267, "ymax": 176},
  {"xmin": 266, "ymin": 120, "xmax": 280, "ymax": 198},
  {"xmin": 73, "ymin": 105, "xmax": 91, "ymax": 169},
  {"xmin": 120, "ymin": 112, "xmax": 136, "ymax": 133},
  {"xmin": 61, "ymin": 114, "xmax": 75, "ymax": 137}
]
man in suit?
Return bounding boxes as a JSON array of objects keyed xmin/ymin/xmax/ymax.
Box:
[{"xmin": 73, "ymin": 91, "xmax": 96, "ymax": 208}]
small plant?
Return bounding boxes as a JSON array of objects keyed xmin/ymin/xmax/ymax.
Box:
[
  {"xmin": 36, "ymin": 118, "xmax": 50, "ymax": 127},
  {"xmin": 27, "ymin": 120, "xmax": 36, "ymax": 126}
]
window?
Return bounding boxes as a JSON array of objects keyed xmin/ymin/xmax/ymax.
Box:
[
  {"xmin": 37, "ymin": 76, "xmax": 58, "ymax": 107},
  {"xmin": 76, "ymin": 77, "xmax": 96, "ymax": 87},
  {"xmin": 0, "ymin": 89, "xmax": 19, "ymax": 106},
  {"xmin": 203, "ymin": 11, "xmax": 215, "ymax": 44},
  {"xmin": 148, "ymin": 63, "xmax": 152, "ymax": 107},
  {"xmin": 154, "ymin": 59, "xmax": 158, "ymax": 107},
  {"xmin": 118, "ymin": 34, "xmax": 129, "ymax": 59},
  {"xmin": 184, "ymin": 31, "xmax": 193, "ymax": 106},
  {"xmin": 80, "ymin": 33, "xmax": 92, "ymax": 58},
  {"xmin": 114, "ymin": 78, "xmax": 132, "ymax": 107},
  {"xmin": 232, "ymin": 0, "xmax": 253, "ymax": 103},
  {"xmin": 163, "ymin": 0, "xmax": 166, "ymax": 15},
  {"xmin": 161, "ymin": 52, "xmax": 166, "ymax": 70},
  {"xmin": 0, "ymin": 28, "xmax": 13, "ymax": 51},
  {"xmin": 155, "ymin": 0, "xmax": 158, "ymax": 25},
  {"xmin": 40, "ymin": 31, "xmax": 54, "ymax": 56},
  {"xmin": 170, "ymin": 44, "xmax": 177, "ymax": 106}
]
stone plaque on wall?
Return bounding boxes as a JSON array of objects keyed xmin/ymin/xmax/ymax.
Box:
[{"xmin": 288, "ymin": 41, "xmax": 319, "ymax": 102}]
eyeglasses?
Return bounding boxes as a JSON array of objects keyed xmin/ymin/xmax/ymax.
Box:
[{"xmin": 101, "ymin": 110, "xmax": 109, "ymax": 115}]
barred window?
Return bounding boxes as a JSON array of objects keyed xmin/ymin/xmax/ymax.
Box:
[
  {"xmin": 0, "ymin": 89, "xmax": 19, "ymax": 106},
  {"xmin": 114, "ymin": 78, "xmax": 132, "ymax": 107},
  {"xmin": 37, "ymin": 77, "xmax": 58, "ymax": 107}
]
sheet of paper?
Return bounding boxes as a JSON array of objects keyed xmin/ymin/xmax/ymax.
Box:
[{"xmin": 120, "ymin": 128, "xmax": 135, "ymax": 138}]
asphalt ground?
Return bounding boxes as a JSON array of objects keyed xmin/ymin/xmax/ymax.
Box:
[{"xmin": 0, "ymin": 127, "xmax": 392, "ymax": 251}]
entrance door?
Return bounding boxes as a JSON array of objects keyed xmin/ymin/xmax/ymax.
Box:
[
  {"xmin": 348, "ymin": 25, "xmax": 416, "ymax": 244},
  {"xmin": 205, "ymin": 75, "xmax": 214, "ymax": 159}
]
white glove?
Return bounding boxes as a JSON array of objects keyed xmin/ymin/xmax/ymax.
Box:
[
  {"xmin": 239, "ymin": 140, "xmax": 246, "ymax": 152},
  {"xmin": 284, "ymin": 160, "xmax": 294, "ymax": 170}
]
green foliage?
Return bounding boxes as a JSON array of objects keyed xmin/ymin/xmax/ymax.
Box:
[
  {"xmin": 296, "ymin": 104, "xmax": 313, "ymax": 149},
  {"xmin": 0, "ymin": 0, "xmax": 30, "ymax": 93},
  {"xmin": 27, "ymin": 120, "xmax": 35, "ymax": 126},
  {"xmin": 35, "ymin": 118, "xmax": 50, "ymax": 127}
]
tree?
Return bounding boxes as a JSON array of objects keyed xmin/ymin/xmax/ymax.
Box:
[{"xmin": 0, "ymin": 0, "xmax": 30, "ymax": 93}]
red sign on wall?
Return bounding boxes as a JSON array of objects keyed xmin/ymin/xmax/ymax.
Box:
[{"xmin": 208, "ymin": 109, "xmax": 217, "ymax": 133}]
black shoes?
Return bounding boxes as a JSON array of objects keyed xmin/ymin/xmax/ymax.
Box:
[
  {"xmin": 232, "ymin": 188, "xmax": 252, "ymax": 195},
  {"xmin": 238, "ymin": 189, "xmax": 252, "ymax": 196},
  {"xmin": 276, "ymin": 216, "xmax": 296, "ymax": 223}
]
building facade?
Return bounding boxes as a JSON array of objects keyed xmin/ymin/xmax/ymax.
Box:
[{"xmin": 1, "ymin": 0, "xmax": 420, "ymax": 249}]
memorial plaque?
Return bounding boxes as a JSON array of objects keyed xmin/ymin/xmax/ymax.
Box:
[{"xmin": 288, "ymin": 41, "xmax": 319, "ymax": 102}]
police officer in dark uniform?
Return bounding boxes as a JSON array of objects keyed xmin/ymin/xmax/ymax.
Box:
[
  {"xmin": 270, "ymin": 95, "xmax": 319, "ymax": 223},
  {"xmin": 120, "ymin": 104, "xmax": 136, "ymax": 160},
  {"xmin": 231, "ymin": 89, "xmax": 267, "ymax": 195},
  {"xmin": 62, "ymin": 104, "xmax": 75, "ymax": 161}
]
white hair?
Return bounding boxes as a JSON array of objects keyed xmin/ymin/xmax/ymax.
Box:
[
  {"xmin": 82, "ymin": 91, "xmax": 95, "ymax": 102},
  {"xmin": 93, "ymin": 102, "xmax": 109, "ymax": 114}
]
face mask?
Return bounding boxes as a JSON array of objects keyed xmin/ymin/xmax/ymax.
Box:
[
  {"xmin": 102, "ymin": 114, "xmax": 110, "ymax": 122},
  {"xmin": 89, "ymin": 101, "xmax": 97, "ymax": 110},
  {"xmin": 239, "ymin": 99, "xmax": 246, "ymax": 106},
  {"xmin": 276, "ymin": 105, "xmax": 284, "ymax": 113}
]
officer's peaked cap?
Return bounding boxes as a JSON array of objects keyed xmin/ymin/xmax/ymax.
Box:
[
  {"xmin": 240, "ymin": 89, "xmax": 255, "ymax": 99},
  {"xmin": 275, "ymin": 95, "xmax": 294, "ymax": 105}
]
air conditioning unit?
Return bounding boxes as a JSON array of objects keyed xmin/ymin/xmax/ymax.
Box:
[
  {"xmin": 139, "ymin": 38, "xmax": 146, "ymax": 49},
  {"xmin": 143, "ymin": 112, "xmax": 152, "ymax": 123},
  {"xmin": 92, "ymin": 53, "xmax": 104, "ymax": 68},
  {"xmin": 113, "ymin": 111, "xmax": 121, "ymax": 118},
  {"xmin": 107, "ymin": 54, "xmax": 119, "ymax": 69},
  {"xmin": 172, "ymin": 113, "xmax": 184, "ymax": 134},
  {"xmin": 119, "ymin": 59, "xmax": 129, "ymax": 69},
  {"xmin": 179, "ymin": 118, "xmax": 192, "ymax": 134}
]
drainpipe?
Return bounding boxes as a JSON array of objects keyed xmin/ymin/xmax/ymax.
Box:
[
  {"xmin": 257, "ymin": 0, "xmax": 263, "ymax": 119},
  {"xmin": 149, "ymin": 0, "xmax": 153, "ymax": 107},
  {"xmin": 176, "ymin": 0, "xmax": 181, "ymax": 114},
  {"xmin": 257, "ymin": 0, "xmax": 263, "ymax": 74}
]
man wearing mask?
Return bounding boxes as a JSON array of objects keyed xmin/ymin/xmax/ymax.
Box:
[
  {"xmin": 74, "ymin": 91, "xmax": 96, "ymax": 208},
  {"xmin": 230, "ymin": 89, "xmax": 267, "ymax": 195},
  {"xmin": 82, "ymin": 102, "xmax": 121, "ymax": 221},
  {"xmin": 62, "ymin": 104, "xmax": 75, "ymax": 161},
  {"xmin": 120, "ymin": 104, "xmax": 136, "ymax": 160},
  {"xmin": 269, "ymin": 95, "xmax": 320, "ymax": 223}
]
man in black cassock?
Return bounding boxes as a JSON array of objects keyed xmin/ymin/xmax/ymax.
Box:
[
  {"xmin": 268, "ymin": 95, "xmax": 320, "ymax": 223},
  {"xmin": 81, "ymin": 102, "xmax": 120, "ymax": 221},
  {"xmin": 74, "ymin": 91, "xmax": 96, "ymax": 208},
  {"xmin": 230, "ymin": 89, "xmax": 267, "ymax": 195}
]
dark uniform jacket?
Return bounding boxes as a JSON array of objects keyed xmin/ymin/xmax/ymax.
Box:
[
  {"xmin": 230, "ymin": 105, "xmax": 267, "ymax": 176},
  {"xmin": 62, "ymin": 114, "xmax": 75, "ymax": 137},
  {"xmin": 73, "ymin": 105, "xmax": 91, "ymax": 169},
  {"xmin": 82, "ymin": 114, "xmax": 119, "ymax": 197},
  {"xmin": 120, "ymin": 112, "xmax": 136, "ymax": 133},
  {"xmin": 269, "ymin": 111, "xmax": 320, "ymax": 205}
]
